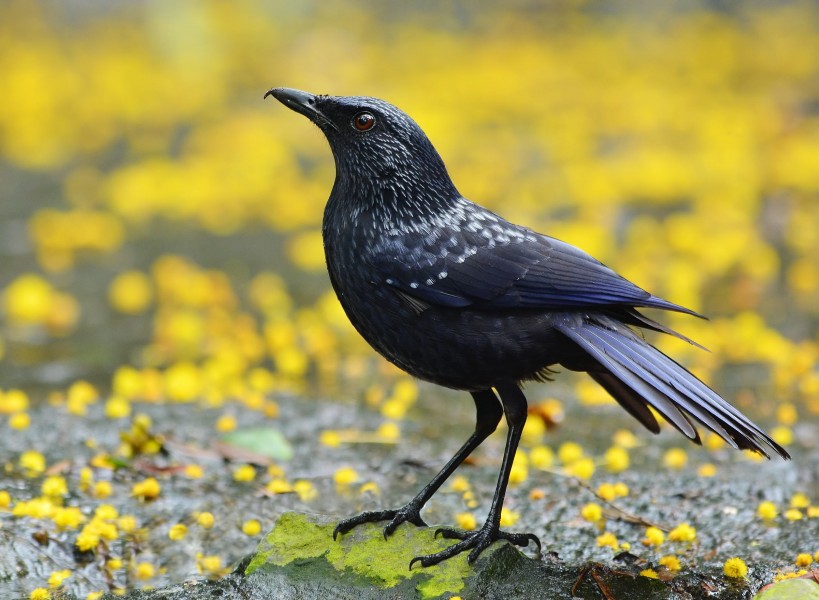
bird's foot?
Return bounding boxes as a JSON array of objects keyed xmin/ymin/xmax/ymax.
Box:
[
  {"xmin": 332, "ymin": 501, "xmax": 428, "ymax": 541},
  {"xmin": 409, "ymin": 524, "xmax": 541, "ymax": 568}
]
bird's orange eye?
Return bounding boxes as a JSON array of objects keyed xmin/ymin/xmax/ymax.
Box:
[{"xmin": 352, "ymin": 112, "xmax": 376, "ymax": 131}]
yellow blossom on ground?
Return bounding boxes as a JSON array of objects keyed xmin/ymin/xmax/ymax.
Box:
[
  {"xmin": 0, "ymin": 389, "xmax": 29, "ymax": 414},
  {"xmin": 808, "ymin": 507, "xmax": 819, "ymax": 518},
  {"xmin": 557, "ymin": 441, "xmax": 584, "ymax": 464},
  {"xmin": 499, "ymin": 508, "xmax": 520, "ymax": 527},
  {"xmin": 53, "ymin": 507, "xmax": 85, "ymax": 530},
  {"xmin": 659, "ymin": 555, "xmax": 681, "ymax": 572},
  {"xmin": 87, "ymin": 592, "xmax": 103, "ymax": 600},
  {"xmin": 75, "ymin": 530, "xmax": 100, "ymax": 552},
  {"xmin": 612, "ymin": 429, "xmax": 639, "ymax": 448},
  {"xmin": 267, "ymin": 478, "xmax": 292, "ymax": 494},
  {"xmin": 529, "ymin": 445, "xmax": 554, "ymax": 469},
  {"xmin": 668, "ymin": 523, "xmax": 696, "ymax": 542},
  {"xmin": 376, "ymin": 421, "xmax": 400, "ymax": 441},
  {"xmin": 10, "ymin": 412, "xmax": 31, "ymax": 430},
  {"xmin": 596, "ymin": 531, "xmax": 619, "ymax": 550},
  {"xmin": 597, "ymin": 483, "xmax": 617, "ymax": 502},
  {"xmin": 757, "ymin": 501, "xmax": 778, "ymax": 520},
  {"xmin": 640, "ymin": 569, "xmax": 658, "ymax": 579},
  {"xmin": 795, "ymin": 553, "xmax": 812, "ymax": 567},
  {"xmin": 0, "ymin": 490, "xmax": 10, "ymax": 508},
  {"xmin": 42, "ymin": 476, "xmax": 68, "ymax": 498},
  {"xmin": 3, "ymin": 274, "xmax": 55, "ymax": 324},
  {"xmin": 333, "ymin": 466, "xmax": 358, "ymax": 486},
  {"xmin": 215, "ymin": 414, "xmax": 237, "ymax": 432},
  {"xmin": 117, "ymin": 515, "xmax": 137, "ymax": 533},
  {"xmin": 108, "ymin": 270, "xmax": 153, "ymax": 314},
  {"xmin": 359, "ymin": 481, "xmax": 379, "ymax": 495},
  {"xmin": 455, "ymin": 512, "xmax": 477, "ymax": 531},
  {"xmin": 30, "ymin": 589, "xmax": 51, "ymax": 600},
  {"xmin": 169, "ymin": 524, "xmax": 188, "ymax": 540},
  {"xmin": 529, "ymin": 488, "xmax": 546, "ymax": 500},
  {"xmin": 704, "ymin": 433, "xmax": 726, "ymax": 451},
  {"xmin": 107, "ymin": 558, "xmax": 123, "ymax": 570},
  {"xmin": 451, "ymin": 476, "xmax": 470, "ymax": 492},
  {"xmin": 20, "ymin": 450, "xmax": 46, "ymax": 475},
  {"xmin": 697, "ymin": 463, "xmax": 717, "ymax": 477},
  {"xmin": 92, "ymin": 481, "xmax": 113, "ymax": 500},
  {"xmin": 643, "ymin": 526, "xmax": 665, "ymax": 547},
  {"xmin": 198, "ymin": 554, "xmax": 223, "ymax": 575},
  {"xmin": 104, "ymin": 396, "xmax": 131, "ymax": 419},
  {"xmin": 784, "ymin": 508, "xmax": 803, "ymax": 521},
  {"xmin": 242, "ymin": 519, "xmax": 262, "ymax": 536},
  {"xmin": 184, "ymin": 465, "xmax": 204, "ymax": 479},
  {"xmin": 603, "ymin": 446, "xmax": 629, "ymax": 473},
  {"xmin": 319, "ymin": 430, "xmax": 342, "ymax": 447},
  {"xmin": 293, "ymin": 479, "xmax": 316, "ymax": 501},
  {"xmin": 233, "ymin": 464, "xmax": 257, "ymax": 482},
  {"xmin": 48, "ymin": 569, "xmax": 71, "ymax": 588},
  {"xmin": 197, "ymin": 512, "xmax": 215, "ymax": 528},
  {"xmin": 565, "ymin": 457, "xmax": 595, "ymax": 480},
  {"xmin": 509, "ymin": 451, "xmax": 529, "ymax": 485},
  {"xmin": 581, "ymin": 503, "xmax": 603, "ymax": 522},
  {"xmin": 790, "ymin": 493, "xmax": 810, "ymax": 508},
  {"xmin": 132, "ymin": 477, "xmax": 161, "ymax": 500},
  {"xmin": 134, "ymin": 562, "xmax": 154, "ymax": 580},
  {"xmin": 723, "ymin": 557, "xmax": 748, "ymax": 579},
  {"xmin": 662, "ymin": 448, "xmax": 688, "ymax": 470}
]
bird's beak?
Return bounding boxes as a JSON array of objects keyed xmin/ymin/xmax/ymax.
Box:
[{"xmin": 264, "ymin": 87, "xmax": 337, "ymax": 130}]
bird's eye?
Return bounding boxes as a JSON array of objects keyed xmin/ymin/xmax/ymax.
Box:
[{"xmin": 352, "ymin": 112, "xmax": 376, "ymax": 131}]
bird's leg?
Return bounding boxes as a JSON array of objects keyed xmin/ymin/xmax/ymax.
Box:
[
  {"xmin": 333, "ymin": 389, "xmax": 503, "ymax": 540},
  {"xmin": 410, "ymin": 382, "xmax": 541, "ymax": 568}
]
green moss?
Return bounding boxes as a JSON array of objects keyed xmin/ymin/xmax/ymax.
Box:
[{"xmin": 245, "ymin": 512, "xmax": 508, "ymax": 599}]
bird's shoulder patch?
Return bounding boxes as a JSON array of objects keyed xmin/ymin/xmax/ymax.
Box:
[{"xmin": 392, "ymin": 288, "xmax": 431, "ymax": 315}]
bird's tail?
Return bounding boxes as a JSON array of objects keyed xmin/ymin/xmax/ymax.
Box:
[{"xmin": 555, "ymin": 313, "xmax": 790, "ymax": 459}]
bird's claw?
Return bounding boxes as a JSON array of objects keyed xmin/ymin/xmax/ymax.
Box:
[
  {"xmin": 332, "ymin": 503, "xmax": 427, "ymax": 541},
  {"xmin": 410, "ymin": 526, "xmax": 541, "ymax": 569}
]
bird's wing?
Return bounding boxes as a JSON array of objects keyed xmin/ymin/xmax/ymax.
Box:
[{"xmin": 372, "ymin": 211, "xmax": 694, "ymax": 314}]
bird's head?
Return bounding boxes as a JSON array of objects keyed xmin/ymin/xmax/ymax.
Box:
[{"xmin": 266, "ymin": 87, "xmax": 457, "ymax": 200}]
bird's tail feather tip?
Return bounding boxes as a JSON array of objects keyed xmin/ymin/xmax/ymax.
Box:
[{"xmin": 558, "ymin": 314, "xmax": 791, "ymax": 461}]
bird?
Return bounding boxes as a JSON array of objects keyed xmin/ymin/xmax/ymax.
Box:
[{"xmin": 265, "ymin": 87, "xmax": 790, "ymax": 568}]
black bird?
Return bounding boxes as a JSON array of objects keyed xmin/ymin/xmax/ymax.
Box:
[{"xmin": 266, "ymin": 87, "xmax": 790, "ymax": 568}]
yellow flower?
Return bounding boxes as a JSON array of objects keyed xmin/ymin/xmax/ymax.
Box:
[
  {"xmin": 596, "ymin": 531, "xmax": 618, "ymax": 550},
  {"xmin": 790, "ymin": 493, "xmax": 810, "ymax": 509},
  {"xmin": 580, "ymin": 503, "xmax": 603, "ymax": 522},
  {"xmin": 784, "ymin": 508, "xmax": 803, "ymax": 521},
  {"xmin": 132, "ymin": 477, "xmax": 161, "ymax": 500},
  {"xmin": 529, "ymin": 445, "xmax": 554, "ymax": 469},
  {"xmin": 215, "ymin": 414, "xmax": 237, "ymax": 432},
  {"xmin": 795, "ymin": 553, "xmax": 812, "ymax": 567},
  {"xmin": 603, "ymin": 446, "xmax": 629, "ymax": 473},
  {"xmin": 41, "ymin": 476, "xmax": 68, "ymax": 498},
  {"xmin": 757, "ymin": 501, "xmax": 777, "ymax": 520},
  {"xmin": 659, "ymin": 555, "xmax": 681, "ymax": 572},
  {"xmin": 242, "ymin": 519, "xmax": 262, "ymax": 536},
  {"xmin": 233, "ymin": 464, "xmax": 257, "ymax": 482},
  {"xmin": 564, "ymin": 457, "xmax": 595, "ymax": 480},
  {"xmin": 723, "ymin": 557, "xmax": 748, "ymax": 579},
  {"xmin": 642, "ymin": 526, "xmax": 665, "ymax": 547},
  {"xmin": 108, "ymin": 270, "xmax": 153, "ymax": 315},
  {"xmin": 499, "ymin": 508, "xmax": 519, "ymax": 527},
  {"xmin": 197, "ymin": 512, "xmax": 215, "ymax": 528},
  {"xmin": 558, "ymin": 441, "xmax": 584, "ymax": 464},
  {"xmin": 333, "ymin": 466, "xmax": 358, "ymax": 486},
  {"xmin": 169, "ymin": 523, "xmax": 188, "ymax": 540},
  {"xmin": 20, "ymin": 450, "xmax": 46, "ymax": 475},
  {"xmin": 662, "ymin": 448, "xmax": 688, "ymax": 470},
  {"xmin": 668, "ymin": 523, "xmax": 696, "ymax": 542},
  {"xmin": 30, "ymin": 589, "xmax": 51, "ymax": 600},
  {"xmin": 47, "ymin": 569, "xmax": 71, "ymax": 588},
  {"xmin": 9, "ymin": 412, "xmax": 31, "ymax": 430},
  {"xmin": 640, "ymin": 569, "xmax": 658, "ymax": 579},
  {"xmin": 697, "ymin": 463, "xmax": 717, "ymax": 477},
  {"xmin": 134, "ymin": 562, "xmax": 154, "ymax": 580},
  {"xmin": 455, "ymin": 512, "xmax": 477, "ymax": 531}
]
